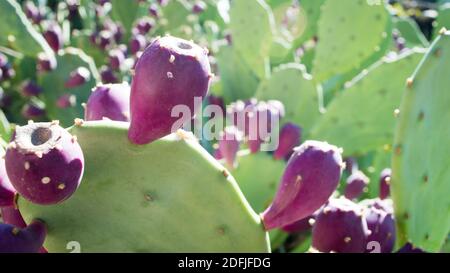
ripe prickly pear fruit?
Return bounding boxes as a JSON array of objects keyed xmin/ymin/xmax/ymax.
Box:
[
  {"xmin": 64, "ymin": 67, "xmax": 91, "ymax": 88},
  {"xmin": 21, "ymin": 103, "xmax": 45, "ymax": 120},
  {"xmin": 363, "ymin": 203, "xmax": 395, "ymax": 253},
  {"xmin": 273, "ymin": 123, "xmax": 301, "ymax": 160},
  {"xmin": 85, "ymin": 83, "xmax": 130, "ymax": 122},
  {"xmin": 56, "ymin": 93, "xmax": 76, "ymax": 109},
  {"xmin": 128, "ymin": 36, "xmax": 212, "ymax": 145},
  {"xmin": 129, "ymin": 34, "xmax": 146, "ymax": 55},
  {"xmin": 1, "ymin": 206, "xmax": 26, "ymax": 228},
  {"xmin": 343, "ymin": 157, "xmax": 358, "ymax": 174},
  {"xmin": 43, "ymin": 23, "xmax": 63, "ymax": 52},
  {"xmin": 5, "ymin": 122, "xmax": 84, "ymax": 205},
  {"xmin": 37, "ymin": 53, "xmax": 56, "ymax": 72},
  {"xmin": 218, "ymin": 126, "xmax": 242, "ymax": 169},
  {"xmin": 344, "ymin": 170, "xmax": 369, "ymax": 200},
  {"xmin": 136, "ymin": 18, "xmax": 154, "ymax": 35},
  {"xmin": 192, "ymin": 1, "xmax": 207, "ymax": 14},
  {"xmin": 0, "ymin": 220, "xmax": 46, "ymax": 253},
  {"xmin": 100, "ymin": 66, "xmax": 119, "ymax": 84},
  {"xmin": 109, "ymin": 49, "xmax": 125, "ymax": 70},
  {"xmin": 261, "ymin": 140, "xmax": 343, "ymax": 230},
  {"xmin": 20, "ymin": 80, "xmax": 42, "ymax": 97},
  {"xmin": 0, "ymin": 152, "xmax": 15, "ymax": 207},
  {"xmin": 379, "ymin": 168, "xmax": 391, "ymax": 200},
  {"xmin": 312, "ymin": 198, "xmax": 369, "ymax": 253}
]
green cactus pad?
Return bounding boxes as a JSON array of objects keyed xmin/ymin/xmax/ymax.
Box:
[
  {"xmin": 393, "ymin": 17, "xmax": 429, "ymax": 48},
  {"xmin": 110, "ymin": 0, "xmax": 140, "ymax": 41},
  {"xmin": 229, "ymin": 0, "xmax": 275, "ymax": 79},
  {"xmin": 391, "ymin": 32, "xmax": 450, "ymax": 251},
  {"xmin": 160, "ymin": 0, "xmax": 191, "ymax": 33},
  {"xmin": 434, "ymin": 4, "xmax": 450, "ymax": 38},
  {"xmin": 293, "ymin": 0, "xmax": 326, "ymax": 47},
  {"xmin": 216, "ymin": 45, "xmax": 260, "ymax": 103},
  {"xmin": 231, "ymin": 152, "xmax": 285, "ymax": 213},
  {"xmin": 309, "ymin": 49, "xmax": 425, "ymax": 156},
  {"xmin": 38, "ymin": 48, "xmax": 99, "ymax": 126},
  {"xmin": 312, "ymin": 0, "xmax": 392, "ymax": 83},
  {"xmin": 0, "ymin": 0, "xmax": 55, "ymax": 61},
  {"xmin": 255, "ymin": 63, "xmax": 320, "ymax": 135},
  {"xmin": 18, "ymin": 121, "xmax": 270, "ymax": 252}
]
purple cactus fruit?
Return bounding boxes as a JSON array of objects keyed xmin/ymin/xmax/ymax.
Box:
[
  {"xmin": 1, "ymin": 206, "xmax": 26, "ymax": 228},
  {"xmin": 344, "ymin": 170, "xmax": 369, "ymax": 200},
  {"xmin": 1, "ymin": 64, "xmax": 15, "ymax": 80},
  {"xmin": 20, "ymin": 80, "xmax": 42, "ymax": 97},
  {"xmin": 5, "ymin": 122, "xmax": 84, "ymax": 205},
  {"xmin": 24, "ymin": 1, "xmax": 42, "ymax": 25},
  {"xmin": 149, "ymin": 4, "xmax": 160, "ymax": 18},
  {"xmin": 218, "ymin": 126, "xmax": 242, "ymax": 170},
  {"xmin": 98, "ymin": 30, "xmax": 113, "ymax": 50},
  {"xmin": 100, "ymin": 66, "xmax": 119, "ymax": 84},
  {"xmin": 343, "ymin": 157, "xmax": 358, "ymax": 174},
  {"xmin": 109, "ymin": 49, "xmax": 125, "ymax": 70},
  {"xmin": 363, "ymin": 203, "xmax": 396, "ymax": 253},
  {"xmin": 273, "ymin": 123, "xmax": 301, "ymax": 160},
  {"xmin": 206, "ymin": 95, "xmax": 225, "ymax": 117},
  {"xmin": 129, "ymin": 34, "xmax": 147, "ymax": 55},
  {"xmin": 85, "ymin": 83, "xmax": 130, "ymax": 121},
  {"xmin": 261, "ymin": 140, "xmax": 343, "ymax": 230},
  {"xmin": 21, "ymin": 103, "xmax": 45, "ymax": 120},
  {"xmin": 64, "ymin": 67, "xmax": 90, "ymax": 88},
  {"xmin": 379, "ymin": 168, "xmax": 391, "ymax": 200},
  {"xmin": 312, "ymin": 198, "xmax": 369, "ymax": 253},
  {"xmin": 0, "ymin": 53, "xmax": 7, "ymax": 68},
  {"xmin": 136, "ymin": 18, "xmax": 154, "ymax": 35},
  {"xmin": 0, "ymin": 153, "xmax": 15, "ymax": 207},
  {"xmin": 56, "ymin": 93, "xmax": 76, "ymax": 109},
  {"xmin": 0, "ymin": 220, "xmax": 46, "ymax": 253},
  {"xmin": 37, "ymin": 53, "xmax": 56, "ymax": 72},
  {"xmin": 397, "ymin": 243, "xmax": 426, "ymax": 253},
  {"xmin": 192, "ymin": 1, "xmax": 207, "ymax": 14},
  {"xmin": 213, "ymin": 148, "xmax": 223, "ymax": 160},
  {"xmin": 128, "ymin": 36, "xmax": 212, "ymax": 145},
  {"xmin": 43, "ymin": 23, "xmax": 63, "ymax": 52}
]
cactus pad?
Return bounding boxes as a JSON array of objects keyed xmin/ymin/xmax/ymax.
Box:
[
  {"xmin": 0, "ymin": 0, "xmax": 54, "ymax": 60},
  {"xmin": 18, "ymin": 121, "xmax": 270, "ymax": 252},
  {"xmin": 229, "ymin": 0, "xmax": 275, "ymax": 79},
  {"xmin": 309, "ymin": 50, "xmax": 425, "ymax": 156},
  {"xmin": 38, "ymin": 48, "xmax": 99, "ymax": 126},
  {"xmin": 312, "ymin": 0, "xmax": 392, "ymax": 83},
  {"xmin": 255, "ymin": 63, "xmax": 320, "ymax": 135},
  {"xmin": 391, "ymin": 32, "xmax": 450, "ymax": 251}
]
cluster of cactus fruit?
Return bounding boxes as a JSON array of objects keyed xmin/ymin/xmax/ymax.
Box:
[{"xmin": 0, "ymin": 0, "xmax": 449, "ymax": 253}]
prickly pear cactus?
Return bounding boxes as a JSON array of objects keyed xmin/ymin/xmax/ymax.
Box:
[
  {"xmin": 18, "ymin": 121, "xmax": 270, "ymax": 253},
  {"xmin": 38, "ymin": 48, "xmax": 99, "ymax": 126},
  {"xmin": 312, "ymin": 0, "xmax": 392, "ymax": 83},
  {"xmin": 391, "ymin": 31, "xmax": 450, "ymax": 252},
  {"xmin": 110, "ymin": 0, "xmax": 140, "ymax": 41},
  {"xmin": 393, "ymin": 17, "xmax": 429, "ymax": 48},
  {"xmin": 0, "ymin": 0, "xmax": 54, "ymax": 60},
  {"xmin": 310, "ymin": 49, "xmax": 425, "ymax": 155},
  {"xmin": 216, "ymin": 46, "xmax": 259, "ymax": 103},
  {"xmin": 232, "ymin": 152, "xmax": 285, "ymax": 213},
  {"xmin": 255, "ymin": 63, "xmax": 320, "ymax": 134},
  {"xmin": 434, "ymin": 4, "xmax": 450, "ymax": 38},
  {"xmin": 293, "ymin": 0, "xmax": 326, "ymax": 47},
  {"xmin": 229, "ymin": 0, "xmax": 275, "ymax": 79}
]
